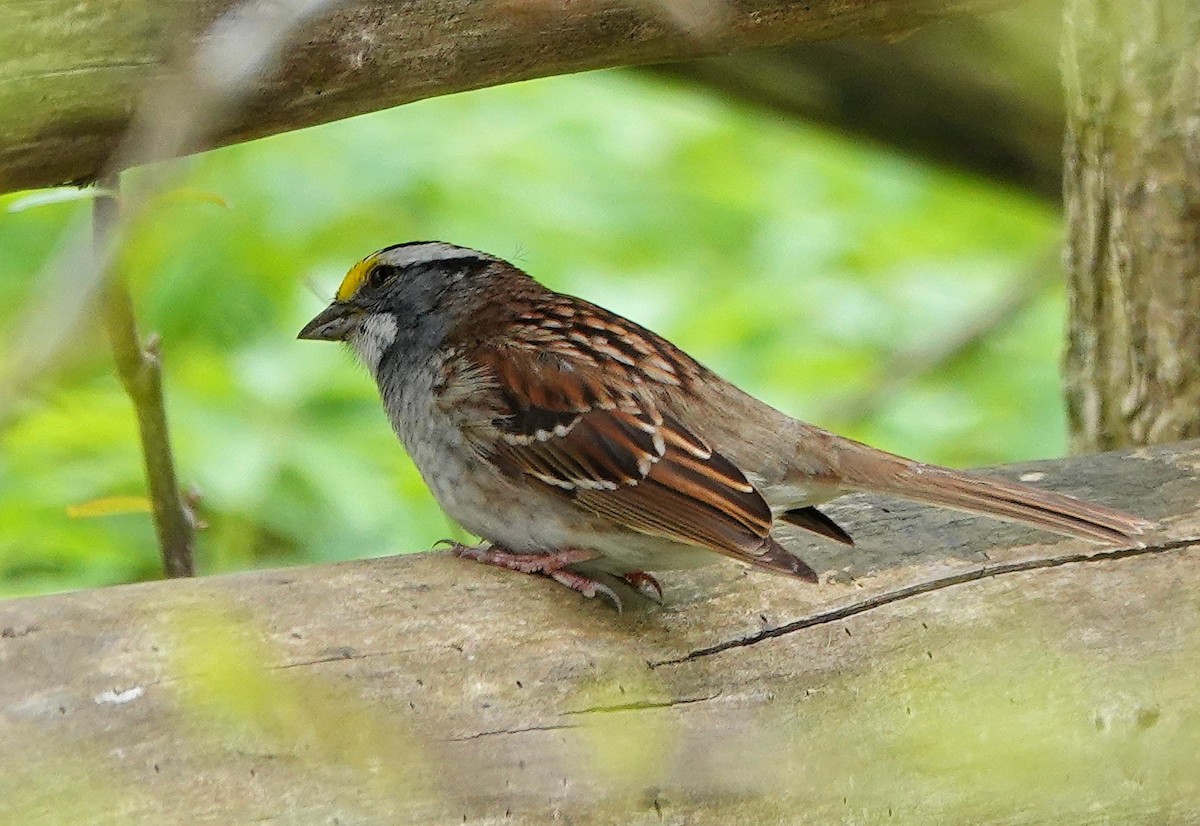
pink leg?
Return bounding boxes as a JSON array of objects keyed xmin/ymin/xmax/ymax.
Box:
[{"xmin": 448, "ymin": 543, "xmax": 622, "ymax": 610}]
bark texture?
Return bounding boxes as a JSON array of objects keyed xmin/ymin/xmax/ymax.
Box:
[
  {"xmin": 1063, "ymin": 0, "xmax": 1200, "ymax": 451},
  {"xmin": 2, "ymin": 442, "xmax": 1198, "ymax": 824},
  {"xmin": 0, "ymin": 0, "xmax": 1017, "ymax": 195}
]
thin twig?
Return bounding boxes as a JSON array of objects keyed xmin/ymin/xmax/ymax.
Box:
[{"xmin": 94, "ymin": 174, "xmax": 196, "ymax": 578}]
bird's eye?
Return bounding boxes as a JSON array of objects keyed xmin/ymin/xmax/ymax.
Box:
[{"xmin": 367, "ymin": 264, "xmax": 397, "ymax": 289}]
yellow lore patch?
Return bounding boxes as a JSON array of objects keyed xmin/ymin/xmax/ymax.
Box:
[{"xmin": 335, "ymin": 252, "xmax": 379, "ymax": 301}]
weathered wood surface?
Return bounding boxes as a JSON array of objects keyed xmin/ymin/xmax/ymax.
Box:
[
  {"xmin": 0, "ymin": 0, "xmax": 1018, "ymax": 194},
  {"xmin": 2, "ymin": 440, "xmax": 1199, "ymax": 824}
]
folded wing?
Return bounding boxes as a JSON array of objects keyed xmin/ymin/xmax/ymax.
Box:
[{"xmin": 457, "ymin": 333, "xmax": 817, "ymax": 581}]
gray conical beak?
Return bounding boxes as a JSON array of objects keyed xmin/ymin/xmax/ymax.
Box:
[{"xmin": 298, "ymin": 302, "xmax": 360, "ymax": 341}]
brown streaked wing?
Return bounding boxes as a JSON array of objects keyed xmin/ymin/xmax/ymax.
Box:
[{"xmin": 471, "ymin": 344, "xmax": 812, "ymax": 574}]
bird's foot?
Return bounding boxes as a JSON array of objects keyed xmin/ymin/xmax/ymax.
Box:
[
  {"xmin": 622, "ymin": 570, "xmax": 663, "ymax": 602},
  {"xmin": 545, "ymin": 568, "xmax": 623, "ymax": 612},
  {"xmin": 447, "ymin": 543, "xmax": 622, "ymax": 610}
]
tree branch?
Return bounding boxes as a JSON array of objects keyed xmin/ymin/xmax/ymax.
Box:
[
  {"xmin": 1, "ymin": 0, "xmax": 1021, "ymax": 194},
  {"xmin": 1, "ymin": 441, "xmax": 1196, "ymax": 822},
  {"xmin": 95, "ymin": 178, "xmax": 196, "ymax": 578}
]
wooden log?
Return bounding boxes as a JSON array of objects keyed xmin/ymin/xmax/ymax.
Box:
[
  {"xmin": 3, "ymin": 440, "xmax": 1199, "ymax": 823},
  {"xmin": 0, "ymin": 0, "xmax": 1017, "ymax": 195}
]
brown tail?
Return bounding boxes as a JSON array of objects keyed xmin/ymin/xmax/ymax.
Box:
[{"xmin": 831, "ymin": 442, "xmax": 1150, "ymax": 545}]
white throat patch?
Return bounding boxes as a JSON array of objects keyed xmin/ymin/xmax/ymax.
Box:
[{"xmin": 350, "ymin": 313, "xmax": 398, "ymax": 375}]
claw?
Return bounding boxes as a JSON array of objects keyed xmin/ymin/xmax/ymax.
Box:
[
  {"xmin": 549, "ymin": 570, "xmax": 623, "ymax": 612},
  {"xmin": 622, "ymin": 570, "xmax": 663, "ymax": 603}
]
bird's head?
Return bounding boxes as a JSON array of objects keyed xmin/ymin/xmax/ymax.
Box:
[{"xmin": 297, "ymin": 240, "xmax": 505, "ymax": 374}]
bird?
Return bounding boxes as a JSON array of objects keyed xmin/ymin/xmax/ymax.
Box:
[{"xmin": 298, "ymin": 241, "xmax": 1150, "ymax": 607}]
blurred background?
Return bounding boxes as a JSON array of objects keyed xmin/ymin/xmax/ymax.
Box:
[{"xmin": 0, "ymin": 41, "xmax": 1064, "ymax": 598}]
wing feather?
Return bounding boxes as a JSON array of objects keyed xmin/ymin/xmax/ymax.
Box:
[{"xmin": 464, "ymin": 335, "xmax": 801, "ymax": 571}]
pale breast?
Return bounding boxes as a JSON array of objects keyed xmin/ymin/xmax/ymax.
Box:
[{"xmin": 377, "ymin": 350, "xmax": 594, "ymax": 553}]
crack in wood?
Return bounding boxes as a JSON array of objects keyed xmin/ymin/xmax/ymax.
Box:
[
  {"xmin": 272, "ymin": 647, "xmax": 426, "ymax": 669},
  {"xmin": 446, "ymin": 723, "xmax": 576, "ymax": 742},
  {"xmin": 7, "ymin": 61, "xmax": 160, "ymax": 82},
  {"xmin": 650, "ymin": 536, "xmax": 1200, "ymax": 667},
  {"xmin": 563, "ymin": 693, "xmax": 722, "ymax": 715},
  {"xmin": 272, "ymin": 649, "xmax": 360, "ymax": 668},
  {"xmin": 446, "ymin": 694, "xmax": 722, "ymax": 741}
]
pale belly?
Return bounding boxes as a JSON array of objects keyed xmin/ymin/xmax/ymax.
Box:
[{"xmin": 383, "ymin": 372, "xmax": 593, "ymax": 552}]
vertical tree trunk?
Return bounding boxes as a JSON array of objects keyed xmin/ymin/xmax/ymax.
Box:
[{"xmin": 1062, "ymin": 0, "xmax": 1200, "ymax": 452}]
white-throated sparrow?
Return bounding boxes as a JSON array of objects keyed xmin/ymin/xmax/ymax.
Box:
[{"xmin": 299, "ymin": 242, "xmax": 1149, "ymax": 606}]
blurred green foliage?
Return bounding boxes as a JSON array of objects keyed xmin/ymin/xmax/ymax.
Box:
[{"xmin": 0, "ymin": 70, "xmax": 1061, "ymax": 598}]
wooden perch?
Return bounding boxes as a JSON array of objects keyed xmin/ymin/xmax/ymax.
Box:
[
  {"xmin": 3, "ymin": 440, "xmax": 1199, "ymax": 822},
  {"xmin": 0, "ymin": 0, "xmax": 1018, "ymax": 194}
]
